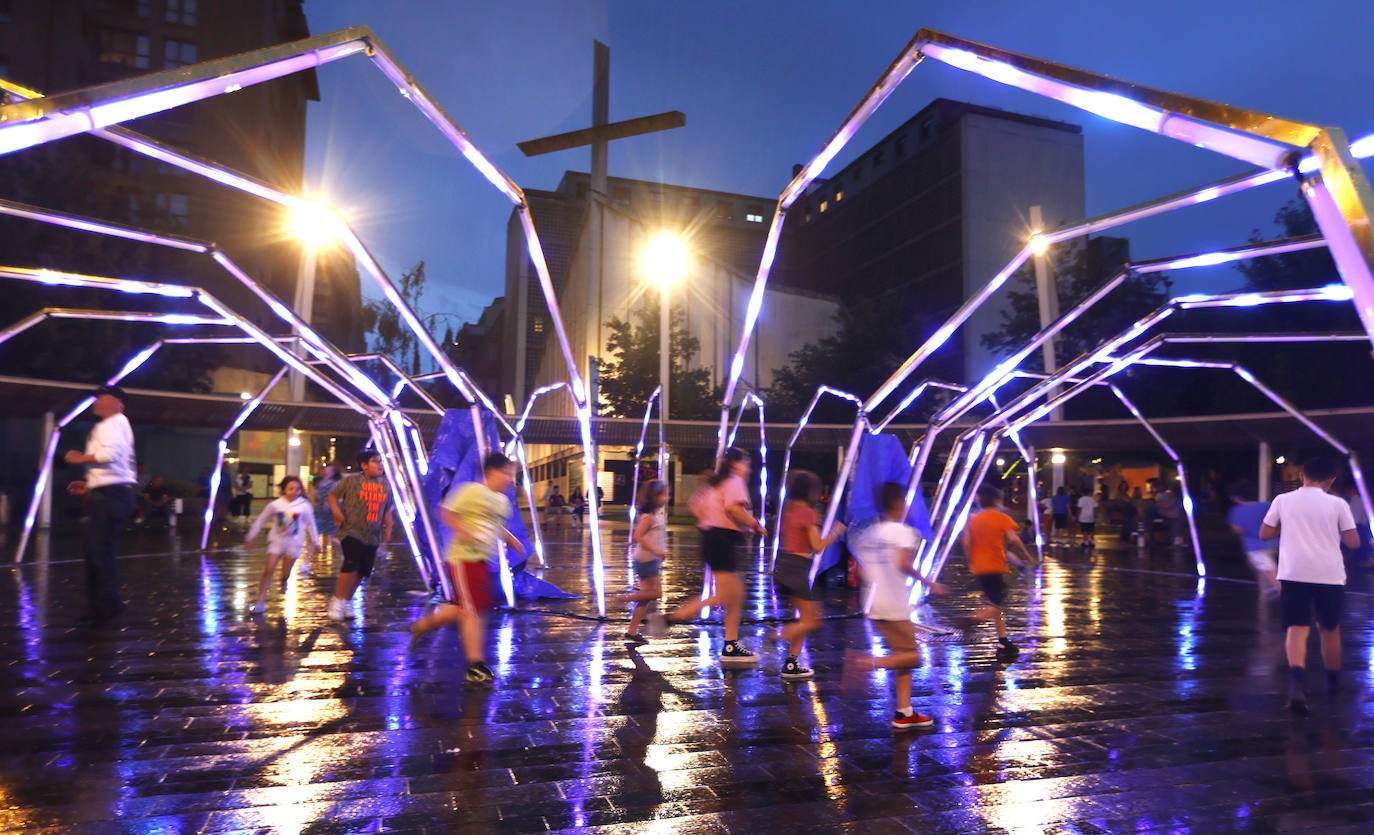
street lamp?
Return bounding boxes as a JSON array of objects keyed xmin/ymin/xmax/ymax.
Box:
[
  {"xmin": 641, "ymin": 230, "xmax": 689, "ymax": 491},
  {"xmin": 285, "ymin": 198, "xmax": 344, "ymax": 480}
]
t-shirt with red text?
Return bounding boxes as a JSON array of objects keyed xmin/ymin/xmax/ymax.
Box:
[{"xmin": 333, "ymin": 474, "xmax": 392, "ymax": 545}]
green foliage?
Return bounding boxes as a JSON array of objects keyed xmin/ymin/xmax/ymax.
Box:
[
  {"xmin": 361, "ymin": 261, "xmax": 426, "ymax": 375},
  {"xmin": 596, "ymin": 290, "xmax": 716, "ymax": 419}
]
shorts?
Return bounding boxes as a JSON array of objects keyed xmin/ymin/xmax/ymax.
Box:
[
  {"xmin": 1080, "ymin": 522, "xmax": 1096, "ymax": 535},
  {"xmin": 976, "ymin": 573, "xmax": 1007, "ymax": 607},
  {"xmin": 444, "ymin": 559, "xmax": 495, "ymax": 612},
  {"xmin": 1246, "ymin": 549, "xmax": 1277, "ymax": 575},
  {"xmin": 872, "ymin": 619, "xmax": 918, "ymax": 654},
  {"xmin": 633, "ymin": 558, "xmax": 662, "ymax": 580},
  {"xmin": 701, "ymin": 527, "xmax": 742, "ymax": 573},
  {"xmin": 1280, "ymin": 580, "xmax": 1343, "ymax": 630},
  {"xmin": 339, "ymin": 536, "xmax": 379, "ymax": 577},
  {"xmin": 1052, "ymin": 513, "xmax": 1068, "ymax": 530},
  {"xmin": 774, "ymin": 553, "xmax": 818, "ymax": 601}
]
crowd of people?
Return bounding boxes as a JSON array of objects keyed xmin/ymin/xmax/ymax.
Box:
[{"xmin": 58, "ymin": 382, "xmax": 1368, "ymax": 724}]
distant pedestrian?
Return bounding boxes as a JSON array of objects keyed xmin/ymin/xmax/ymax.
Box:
[
  {"xmin": 326, "ymin": 449, "xmax": 394, "ymax": 622},
  {"xmin": 245, "ymin": 476, "xmax": 319, "ymax": 614},
  {"xmin": 1076, "ymin": 490, "xmax": 1097, "ymax": 547},
  {"xmin": 772, "ymin": 470, "xmax": 846, "ymax": 680},
  {"xmin": 1154, "ymin": 481, "xmax": 1185, "ymax": 546},
  {"xmin": 231, "ymin": 469, "xmax": 254, "ymax": 525},
  {"xmin": 1227, "ymin": 480, "xmax": 1278, "ymax": 599},
  {"xmin": 844, "ymin": 481, "xmax": 946, "ymax": 731},
  {"xmin": 63, "ymin": 385, "xmax": 138, "ymax": 624},
  {"xmin": 569, "ymin": 486, "xmax": 586, "ymax": 527},
  {"xmin": 1260, "ymin": 456, "xmax": 1359, "ymax": 715},
  {"xmin": 957, "ymin": 484, "xmax": 1036, "ymax": 661},
  {"xmin": 1050, "ymin": 487, "xmax": 1070, "ymax": 544}
]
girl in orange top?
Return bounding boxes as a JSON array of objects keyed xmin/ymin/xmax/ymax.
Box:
[
  {"xmin": 772, "ymin": 470, "xmax": 846, "ymax": 680},
  {"xmin": 959, "ymin": 484, "xmax": 1035, "ymax": 661}
]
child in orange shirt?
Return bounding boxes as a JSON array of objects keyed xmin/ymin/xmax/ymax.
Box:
[{"xmin": 958, "ymin": 484, "xmax": 1036, "ymax": 661}]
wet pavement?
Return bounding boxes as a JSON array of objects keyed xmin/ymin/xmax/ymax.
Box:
[{"xmin": 4, "ymin": 517, "xmax": 1374, "ymax": 833}]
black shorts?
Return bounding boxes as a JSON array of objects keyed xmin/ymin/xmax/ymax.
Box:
[
  {"xmin": 774, "ymin": 553, "xmax": 818, "ymax": 601},
  {"xmin": 1280, "ymin": 580, "xmax": 1343, "ymax": 630},
  {"xmin": 1080, "ymin": 522, "xmax": 1096, "ymax": 535},
  {"xmin": 1052, "ymin": 513, "xmax": 1068, "ymax": 530},
  {"xmin": 976, "ymin": 573, "xmax": 1006, "ymax": 607},
  {"xmin": 701, "ymin": 527, "xmax": 742, "ymax": 573},
  {"xmin": 340, "ymin": 536, "xmax": 379, "ymax": 578}
]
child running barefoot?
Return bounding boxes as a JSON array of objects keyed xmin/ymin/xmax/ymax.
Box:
[
  {"xmin": 845, "ymin": 482, "xmax": 946, "ymax": 731},
  {"xmin": 245, "ymin": 476, "xmax": 319, "ymax": 614},
  {"xmin": 773, "ymin": 470, "xmax": 846, "ymax": 680},
  {"xmin": 957, "ymin": 484, "xmax": 1036, "ymax": 661},
  {"xmin": 622, "ymin": 481, "xmax": 670, "ymax": 645}
]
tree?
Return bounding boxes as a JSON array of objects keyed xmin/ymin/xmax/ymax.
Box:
[
  {"xmin": 361, "ymin": 260, "xmax": 426, "ymax": 375},
  {"xmin": 596, "ymin": 290, "xmax": 716, "ymax": 420}
]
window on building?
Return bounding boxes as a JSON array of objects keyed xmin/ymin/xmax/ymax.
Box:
[
  {"xmin": 137, "ymin": 0, "xmax": 151, "ymax": 18},
  {"xmin": 165, "ymin": 0, "xmax": 197, "ymax": 25},
  {"xmin": 833, "ymin": 189, "xmax": 844, "ymax": 203},
  {"xmin": 96, "ymin": 30, "xmax": 151, "ymax": 69},
  {"xmin": 532, "ymin": 317, "xmax": 544, "ymax": 335},
  {"xmin": 163, "ymin": 39, "xmax": 197, "ymax": 68},
  {"xmin": 894, "ymin": 135, "xmax": 907, "ymax": 158},
  {"xmin": 818, "ymin": 199, "xmax": 829, "ymax": 214},
  {"xmin": 716, "ymin": 200, "xmax": 734, "ymax": 220},
  {"xmin": 611, "ymin": 185, "xmax": 631, "ymax": 206},
  {"xmin": 873, "ymin": 147, "xmax": 885, "ymax": 167},
  {"xmin": 155, "ymin": 192, "xmax": 190, "ymax": 225},
  {"xmin": 744, "ymin": 213, "xmax": 764, "ymax": 224}
]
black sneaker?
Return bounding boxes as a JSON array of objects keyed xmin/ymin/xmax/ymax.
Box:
[
  {"xmin": 780, "ymin": 659, "xmax": 814, "ymax": 680},
  {"xmin": 720, "ymin": 642, "xmax": 759, "ymax": 664},
  {"xmin": 466, "ymin": 661, "xmax": 495, "ymax": 683},
  {"xmin": 996, "ymin": 641, "xmax": 1020, "ymax": 662},
  {"xmin": 624, "ymin": 632, "xmax": 649, "ymax": 646}
]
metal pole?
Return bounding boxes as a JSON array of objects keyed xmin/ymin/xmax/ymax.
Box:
[
  {"xmin": 1258, "ymin": 441, "xmax": 1273, "ymax": 502},
  {"xmin": 1030, "ymin": 205, "xmax": 1062, "ymax": 421}
]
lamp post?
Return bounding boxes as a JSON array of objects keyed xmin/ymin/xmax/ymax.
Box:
[
  {"xmin": 285, "ymin": 200, "xmax": 343, "ymax": 480},
  {"xmin": 641, "ymin": 231, "xmax": 688, "ymax": 489}
]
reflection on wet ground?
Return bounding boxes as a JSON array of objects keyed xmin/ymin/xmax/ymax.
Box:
[{"xmin": 3, "ymin": 520, "xmax": 1374, "ymax": 833}]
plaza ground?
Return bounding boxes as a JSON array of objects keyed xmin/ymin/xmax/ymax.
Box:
[{"xmin": 3, "ymin": 516, "xmax": 1374, "ymax": 833}]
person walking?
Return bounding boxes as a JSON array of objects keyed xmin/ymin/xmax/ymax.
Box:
[
  {"xmin": 621, "ymin": 481, "xmax": 670, "ymax": 644},
  {"xmin": 1076, "ymin": 489, "xmax": 1098, "ymax": 548},
  {"xmin": 230, "ymin": 469, "xmax": 254, "ymax": 526},
  {"xmin": 245, "ymin": 475, "xmax": 319, "ymax": 614},
  {"xmin": 63, "ymin": 385, "xmax": 138, "ymax": 624},
  {"xmin": 409, "ymin": 452, "xmax": 525, "ymax": 684},
  {"xmin": 957, "ymin": 484, "xmax": 1036, "ymax": 661},
  {"xmin": 1050, "ymin": 487, "xmax": 1071, "ymax": 545},
  {"xmin": 326, "ymin": 450, "xmax": 394, "ymax": 622},
  {"xmin": 308, "ymin": 463, "xmax": 341, "ymax": 572},
  {"xmin": 1261, "ymin": 456, "xmax": 1359, "ymax": 715},
  {"xmin": 772, "ymin": 470, "xmax": 846, "ymax": 680}
]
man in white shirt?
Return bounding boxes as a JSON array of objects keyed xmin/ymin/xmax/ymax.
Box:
[
  {"xmin": 63, "ymin": 385, "xmax": 138, "ymax": 623},
  {"xmin": 1260, "ymin": 456, "xmax": 1359, "ymax": 715},
  {"xmin": 1076, "ymin": 492, "xmax": 1097, "ymax": 547}
]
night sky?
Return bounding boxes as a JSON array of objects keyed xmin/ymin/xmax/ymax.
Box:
[{"xmin": 301, "ymin": 0, "xmax": 1374, "ymax": 329}]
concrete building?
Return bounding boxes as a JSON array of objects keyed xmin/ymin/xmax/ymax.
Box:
[{"xmin": 775, "ymin": 98, "xmax": 1086, "ymax": 382}]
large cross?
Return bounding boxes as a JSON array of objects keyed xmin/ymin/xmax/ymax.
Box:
[{"xmin": 518, "ymin": 41, "xmax": 684, "ymax": 390}]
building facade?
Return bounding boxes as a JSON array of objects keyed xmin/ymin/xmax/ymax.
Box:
[{"xmin": 775, "ymin": 98, "xmax": 1086, "ymax": 382}]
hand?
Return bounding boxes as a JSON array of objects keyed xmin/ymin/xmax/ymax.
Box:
[
  {"xmin": 63, "ymin": 450, "xmax": 86, "ymax": 465},
  {"xmin": 333, "ymin": 514, "xmax": 344, "ymax": 529},
  {"xmin": 66, "ymin": 480, "xmax": 88, "ymax": 496},
  {"xmin": 834, "ymin": 521, "xmax": 847, "ymax": 535}
]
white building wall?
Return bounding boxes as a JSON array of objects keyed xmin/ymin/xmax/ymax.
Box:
[{"xmin": 960, "ymin": 113, "xmax": 1085, "ymax": 382}]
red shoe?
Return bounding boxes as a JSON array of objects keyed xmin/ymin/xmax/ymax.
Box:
[{"xmin": 892, "ymin": 710, "xmax": 934, "ymax": 731}]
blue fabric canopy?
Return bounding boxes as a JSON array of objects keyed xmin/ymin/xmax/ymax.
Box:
[{"xmin": 815, "ymin": 432, "xmax": 932, "ymax": 575}]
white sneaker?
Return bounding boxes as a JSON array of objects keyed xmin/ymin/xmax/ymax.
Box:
[
  {"xmin": 249, "ymin": 599, "xmax": 265, "ymax": 614},
  {"xmin": 326, "ymin": 596, "xmax": 351, "ymax": 621}
]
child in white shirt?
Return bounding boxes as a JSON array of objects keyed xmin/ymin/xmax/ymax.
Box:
[{"xmin": 246, "ymin": 476, "xmax": 319, "ymax": 614}]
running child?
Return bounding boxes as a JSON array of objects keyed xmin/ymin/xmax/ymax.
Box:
[
  {"xmin": 245, "ymin": 475, "xmax": 319, "ymax": 614},
  {"xmin": 1260, "ymin": 456, "xmax": 1359, "ymax": 714},
  {"xmin": 773, "ymin": 470, "xmax": 846, "ymax": 680},
  {"xmin": 845, "ymin": 481, "xmax": 946, "ymax": 731},
  {"xmin": 622, "ymin": 481, "xmax": 669, "ymax": 644},
  {"xmin": 1227, "ymin": 479, "xmax": 1278, "ymax": 598},
  {"xmin": 409, "ymin": 451, "xmax": 526, "ymax": 685},
  {"xmin": 958, "ymin": 484, "xmax": 1036, "ymax": 661}
]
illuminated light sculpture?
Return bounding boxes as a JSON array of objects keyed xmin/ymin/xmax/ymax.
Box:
[
  {"xmin": 1, "ymin": 28, "xmax": 607, "ymax": 613},
  {"xmin": 771, "ymin": 385, "xmax": 865, "ymax": 569},
  {"xmin": 703, "ymin": 28, "xmax": 1374, "ymax": 569},
  {"xmin": 514, "ymin": 381, "xmax": 582, "ymax": 569},
  {"xmin": 626, "ymin": 385, "xmax": 665, "ymax": 540}
]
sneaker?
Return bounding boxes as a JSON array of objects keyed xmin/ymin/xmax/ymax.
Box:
[
  {"xmin": 326, "ymin": 597, "xmax": 354, "ymax": 622},
  {"xmin": 892, "ymin": 710, "xmax": 934, "ymax": 731},
  {"xmin": 781, "ymin": 660, "xmax": 814, "ymax": 680},
  {"xmin": 996, "ymin": 641, "xmax": 1020, "ymax": 662},
  {"xmin": 646, "ymin": 612, "xmax": 668, "ymax": 638},
  {"xmin": 249, "ymin": 599, "xmax": 265, "ymax": 615},
  {"xmin": 623, "ymin": 632, "xmax": 649, "ymax": 646},
  {"xmin": 466, "ymin": 661, "xmax": 495, "ymax": 683},
  {"xmin": 720, "ymin": 642, "xmax": 759, "ymax": 664},
  {"xmin": 1287, "ymin": 697, "xmax": 1310, "ymax": 716}
]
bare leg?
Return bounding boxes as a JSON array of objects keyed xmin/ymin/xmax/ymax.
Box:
[
  {"xmin": 1319, "ymin": 627, "xmax": 1341, "ymax": 671},
  {"xmin": 874, "ymin": 650, "xmax": 922, "ymax": 709},
  {"xmin": 714, "ymin": 571, "xmax": 745, "ymax": 642},
  {"xmin": 278, "ymin": 554, "xmax": 297, "ymax": 591},
  {"xmin": 255, "ymin": 552, "xmax": 281, "ymax": 605},
  {"xmin": 667, "ymin": 593, "xmax": 719, "ymax": 623},
  {"xmin": 780, "ymin": 598, "xmax": 821, "ymax": 659},
  {"xmin": 457, "ymin": 609, "xmax": 487, "ymax": 664},
  {"xmin": 627, "ymin": 577, "xmax": 661, "ymax": 636},
  {"xmin": 971, "ymin": 604, "xmax": 1007, "ymax": 639},
  {"xmin": 334, "ymin": 570, "xmax": 361, "ymax": 602},
  {"xmin": 1285, "ymin": 625, "xmax": 1310, "ymax": 668}
]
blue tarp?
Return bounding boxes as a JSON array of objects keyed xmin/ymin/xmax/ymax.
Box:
[
  {"xmin": 816, "ymin": 431, "xmax": 932, "ymax": 575},
  {"xmin": 422, "ymin": 409, "xmax": 574, "ymax": 601}
]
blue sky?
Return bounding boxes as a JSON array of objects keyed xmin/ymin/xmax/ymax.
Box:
[{"xmin": 302, "ymin": 0, "xmax": 1374, "ymax": 326}]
